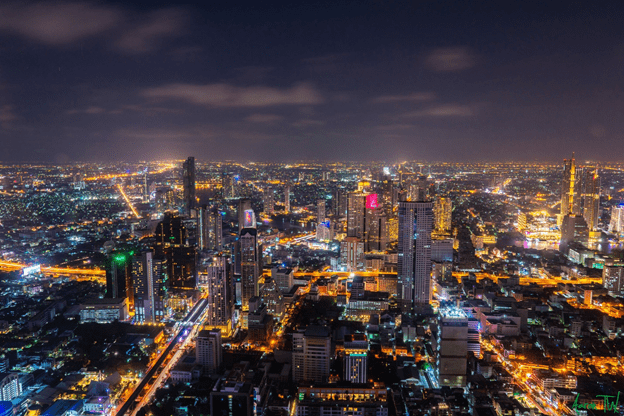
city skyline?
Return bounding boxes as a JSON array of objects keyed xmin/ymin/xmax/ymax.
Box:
[{"xmin": 1, "ymin": 1, "xmax": 624, "ymax": 162}]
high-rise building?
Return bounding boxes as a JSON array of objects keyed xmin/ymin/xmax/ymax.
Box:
[
  {"xmin": 578, "ymin": 168, "xmax": 600, "ymax": 231},
  {"xmin": 240, "ymin": 228, "xmax": 260, "ymax": 310},
  {"xmin": 559, "ymin": 214, "xmax": 589, "ymax": 253},
  {"xmin": 284, "ymin": 185, "xmax": 291, "ymax": 213},
  {"xmin": 197, "ymin": 205, "xmax": 223, "ymax": 252},
  {"xmin": 196, "ymin": 329, "xmax": 222, "ymax": 374},
  {"xmin": 132, "ymin": 251, "xmax": 166, "ymax": 323},
  {"xmin": 271, "ymin": 267, "xmax": 294, "ymax": 294},
  {"xmin": 603, "ymin": 266, "xmax": 624, "ymax": 296},
  {"xmin": 341, "ymin": 237, "xmax": 364, "ymax": 271},
  {"xmin": 609, "ymin": 203, "xmax": 624, "ymax": 235},
  {"xmin": 143, "ymin": 171, "xmax": 149, "ymax": 203},
  {"xmin": 263, "ymin": 187, "xmax": 275, "ymax": 215},
  {"xmin": 155, "ymin": 212, "xmax": 196, "ymax": 289},
  {"xmin": 238, "ymin": 199, "xmax": 253, "ymax": 233},
  {"xmin": 316, "ymin": 220, "xmax": 333, "ymax": 242},
  {"xmin": 221, "ymin": 173, "xmax": 235, "ymax": 199},
  {"xmin": 561, "ymin": 154, "xmax": 577, "ymax": 219},
  {"xmin": 344, "ymin": 334, "xmax": 368, "ymax": 384},
  {"xmin": 437, "ymin": 307, "xmax": 468, "ymax": 388},
  {"xmin": 293, "ymin": 325, "xmax": 332, "ymax": 383},
  {"xmin": 204, "ymin": 256, "xmax": 233, "ymax": 335},
  {"xmin": 105, "ymin": 252, "xmax": 134, "ymax": 308},
  {"xmin": 433, "ymin": 196, "xmax": 452, "ymax": 235},
  {"xmin": 347, "ymin": 191, "xmax": 367, "ymax": 238},
  {"xmin": 182, "ymin": 157, "xmax": 196, "ymax": 216},
  {"xmin": 0, "ymin": 373, "xmax": 21, "ymax": 401},
  {"xmin": 397, "ymin": 199, "xmax": 433, "ymax": 312},
  {"xmin": 317, "ymin": 199, "xmax": 326, "ymax": 223},
  {"xmin": 365, "ymin": 204, "xmax": 387, "ymax": 251}
]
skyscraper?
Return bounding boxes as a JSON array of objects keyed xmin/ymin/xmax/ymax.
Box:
[
  {"xmin": 433, "ymin": 196, "xmax": 452, "ymax": 235},
  {"xmin": 155, "ymin": 212, "xmax": 196, "ymax": 289},
  {"xmin": 263, "ymin": 186, "xmax": 275, "ymax": 215},
  {"xmin": 105, "ymin": 251, "xmax": 134, "ymax": 308},
  {"xmin": 198, "ymin": 205, "xmax": 222, "ymax": 251},
  {"xmin": 344, "ymin": 334, "xmax": 368, "ymax": 384},
  {"xmin": 317, "ymin": 199, "xmax": 325, "ymax": 223},
  {"xmin": 182, "ymin": 157, "xmax": 196, "ymax": 216},
  {"xmin": 437, "ymin": 307, "xmax": 468, "ymax": 388},
  {"xmin": 559, "ymin": 214, "xmax": 589, "ymax": 253},
  {"xmin": 293, "ymin": 325, "xmax": 332, "ymax": 383},
  {"xmin": 364, "ymin": 204, "xmax": 387, "ymax": 251},
  {"xmin": 196, "ymin": 329, "xmax": 222, "ymax": 374},
  {"xmin": 132, "ymin": 251, "xmax": 166, "ymax": 323},
  {"xmin": 284, "ymin": 185, "xmax": 291, "ymax": 213},
  {"xmin": 347, "ymin": 191, "xmax": 367, "ymax": 238},
  {"xmin": 204, "ymin": 256, "xmax": 233, "ymax": 334},
  {"xmin": 578, "ymin": 167, "xmax": 600, "ymax": 231},
  {"xmin": 609, "ymin": 203, "xmax": 624, "ymax": 235},
  {"xmin": 238, "ymin": 198, "xmax": 253, "ymax": 233},
  {"xmin": 240, "ymin": 228, "xmax": 260, "ymax": 310},
  {"xmin": 561, "ymin": 154, "xmax": 576, "ymax": 219},
  {"xmin": 397, "ymin": 199, "xmax": 433, "ymax": 312}
]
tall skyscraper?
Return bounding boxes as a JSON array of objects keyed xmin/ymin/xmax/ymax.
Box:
[
  {"xmin": 221, "ymin": 173, "xmax": 235, "ymax": 199},
  {"xmin": 198, "ymin": 205, "xmax": 222, "ymax": 251},
  {"xmin": 560, "ymin": 214, "xmax": 589, "ymax": 253},
  {"xmin": 433, "ymin": 196, "xmax": 452, "ymax": 235},
  {"xmin": 578, "ymin": 167, "xmax": 600, "ymax": 231},
  {"xmin": 143, "ymin": 170, "xmax": 149, "ymax": 203},
  {"xmin": 364, "ymin": 204, "xmax": 387, "ymax": 251},
  {"xmin": 240, "ymin": 228, "xmax": 260, "ymax": 310},
  {"xmin": 132, "ymin": 251, "xmax": 166, "ymax": 323},
  {"xmin": 397, "ymin": 199, "xmax": 433, "ymax": 312},
  {"xmin": 347, "ymin": 191, "xmax": 367, "ymax": 238},
  {"xmin": 437, "ymin": 307, "xmax": 468, "ymax": 388},
  {"xmin": 238, "ymin": 198, "xmax": 253, "ymax": 233},
  {"xmin": 263, "ymin": 186, "xmax": 275, "ymax": 215},
  {"xmin": 105, "ymin": 252, "xmax": 134, "ymax": 308},
  {"xmin": 204, "ymin": 256, "xmax": 233, "ymax": 334},
  {"xmin": 155, "ymin": 212, "xmax": 196, "ymax": 289},
  {"xmin": 561, "ymin": 154, "xmax": 576, "ymax": 218},
  {"xmin": 182, "ymin": 157, "xmax": 196, "ymax": 216},
  {"xmin": 293, "ymin": 325, "xmax": 332, "ymax": 383},
  {"xmin": 317, "ymin": 199, "xmax": 326, "ymax": 223},
  {"xmin": 284, "ymin": 185, "xmax": 291, "ymax": 213},
  {"xmin": 196, "ymin": 329, "xmax": 222, "ymax": 374},
  {"xmin": 344, "ymin": 334, "xmax": 368, "ymax": 384},
  {"xmin": 609, "ymin": 203, "xmax": 624, "ymax": 235}
]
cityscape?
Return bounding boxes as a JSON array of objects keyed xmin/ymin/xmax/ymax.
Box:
[{"xmin": 1, "ymin": 1, "xmax": 624, "ymax": 416}]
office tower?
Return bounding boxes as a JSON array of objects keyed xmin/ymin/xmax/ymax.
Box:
[
  {"xmin": 271, "ymin": 267, "xmax": 294, "ymax": 293},
  {"xmin": 259, "ymin": 276, "xmax": 284, "ymax": 317},
  {"xmin": 579, "ymin": 168, "xmax": 600, "ymax": 231},
  {"xmin": 609, "ymin": 203, "xmax": 624, "ymax": 234},
  {"xmin": 316, "ymin": 220, "xmax": 333, "ymax": 242},
  {"xmin": 603, "ymin": 266, "xmax": 624, "ymax": 296},
  {"xmin": 333, "ymin": 189, "xmax": 347, "ymax": 217},
  {"xmin": 240, "ymin": 228, "xmax": 260, "ymax": 310},
  {"xmin": 0, "ymin": 373, "xmax": 21, "ymax": 401},
  {"xmin": 410, "ymin": 175, "xmax": 430, "ymax": 201},
  {"xmin": 105, "ymin": 252, "xmax": 134, "ymax": 308},
  {"xmin": 437, "ymin": 308, "xmax": 468, "ymax": 388},
  {"xmin": 293, "ymin": 325, "xmax": 332, "ymax": 383},
  {"xmin": 364, "ymin": 197, "xmax": 387, "ymax": 251},
  {"xmin": 397, "ymin": 199, "xmax": 433, "ymax": 312},
  {"xmin": 247, "ymin": 297, "xmax": 273, "ymax": 342},
  {"xmin": 344, "ymin": 334, "xmax": 368, "ymax": 384},
  {"xmin": 155, "ymin": 212, "xmax": 196, "ymax": 289},
  {"xmin": 341, "ymin": 237, "xmax": 364, "ymax": 271},
  {"xmin": 205, "ymin": 256, "xmax": 233, "ymax": 334},
  {"xmin": 561, "ymin": 154, "xmax": 576, "ymax": 218},
  {"xmin": 221, "ymin": 173, "xmax": 235, "ymax": 199},
  {"xmin": 143, "ymin": 171, "xmax": 149, "ymax": 203},
  {"xmin": 347, "ymin": 191, "xmax": 367, "ymax": 238},
  {"xmin": 182, "ymin": 157, "xmax": 196, "ymax": 216},
  {"xmin": 433, "ymin": 196, "xmax": 452, "ymax": 235},
  {"xmin": 284, "ymin": 185, "xmax": 291, "ymax": 213},
  {"xmin": 198, "ymin": 205, "xmax": 223, "ymax": 252},
  {"xmin": 238, "ymin": 198, "xmax": 253, "ymax": 233},
  {"xmin": 132, "ymin": 251, "xmax": 166, "ymax": 323},
  {"xmin": 263, "ymin": 187, "xmax": 275, "ymax": 215},
  {"xmin": 559, "ymin": 214, "xmax": 589, "ymax": 253},
  {"xmin": 317, "ymin": 199, "xmax": 326, "ymax": 223},
  {"xmin": 196, "ymin": 329, "xmax": 222, "ymax": 374}
]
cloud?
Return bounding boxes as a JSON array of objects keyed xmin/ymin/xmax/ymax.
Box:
[
  {"xmin": 66, "ymin": 106, "xmax": 106, "ymax": 115},
  {"xmin": 424, "ymin": 47, "xmax": 475, "ymax": 72},
  {"xmin": 114, "ymin": 8, "xmax": 188, "ymax": 54},
  {"xmin": 245, "ymin": 114, "xmax": 284, "ymax": 123},
  {"xmin": 0, "ymin": 1, "xmax": 122, "ymax": 45},
  {"xmin": 142, "ymin": 82, "xmax": 324, "ymax": 107},
  {"xmin": 376, "ymin": 123, "xmax": 414, "ymax": 130},
  {"xmin": 403, "ymin": 104, "xmax": 476, "ymax": 117},
  {"xmin": 0, "ymin": 105, "xmax": 16, "ymax": 127},
  {"xmin": 371, "ymin": 92, "xmax": 436, "ymax": 103},
  {"xmin": 292, "ymin": 119, "xmax": 325, "ymax": 128}
]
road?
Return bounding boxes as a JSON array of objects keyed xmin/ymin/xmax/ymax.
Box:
[{"xmin": 115, "ymin": 297, "xmax": 210, "ymax": 416}]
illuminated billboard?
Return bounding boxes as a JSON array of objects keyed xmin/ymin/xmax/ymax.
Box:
[
  {"xmin": 243, "ymin": 209, "xmax": 255, "ymax": 228},
  {"xmin": 366, "ymin": 193, "xmax": 378, "ymax": 209},
  {"xmin": 22, "ymin": 264, "xmax": 41, "ymax": 276}
]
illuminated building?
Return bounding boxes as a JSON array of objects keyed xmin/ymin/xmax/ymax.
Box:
[
  {"xmin": 433, "ymin": 196, "xmax": 452, "ymax": 235},
  {"xmin": 197, "ymin": 205, "xmax": 223, "ymax": 251},
  {"xmin": 271, "ymin": 267, "xmax": 294, "ymax": 293},
  {"xmin": 263, "ymin": 186, "xmax": 275, "ymax": 214},
  {"xmin": 578, "ymin": 167, "xmax": 600, "ymax": 231},
  {"xmin": 196, "ymin": 329, "xmax": 222, "ymax": 375},
  {"xmin": 0, "ymin": 373, "xmax": 21, "ymax": 401},
  {"xmin": 284, "ymin": 185, "xmax": 291, "ymax": 213},
  {"xmin": 238, "ymin": 198, "xmax": 253, "ymax": 233},
  {"xmin": 559, "ymin": 214, "xmax": 589, "ymax": 253},
  {"xmin": 437, "ymin": 307, "xmax": 468, "ymax": 388},
  {"xmin": 410, "ymin": 175, "xmax": 430, "ymax": 202},
  {"xmin": 155, "ymin": 212, "xmax": 196, "ymax": 289},
  {"xmin": 221, "ymin": 173, "xmax": 235, "ymax": 199},
  {"xmin": 603, "ymin": 266, "xmax": 624, "ymax": 296},
  {"xmin": 240, "ymin": 228, "xmax": 260, "ymax": 310},
  {"xmin": 105, "ymin": 252, "xmax": 134, "ymax": 308},
  {"xmin": 365, "ymin": 200, "xmax": 387, "ymax": 251},
  {"xmin": 347, "ymin": 191, "xmax": 367, "ymax": 238},
  {"xmin": 560, "ymin": 154, "xmax": 576, "ymax": 220},
  {"xmin": 295, "ymin": 385, "xmax": 388, "ymax": 416},
  {"xmin": 317, "ymin": 198, "xmax": 326, "ymax": 223},
  {"xmin": 517, "ymin": 211, "xmax": 527, "ymax": 231},
  {"xmin": 247, "ymin": 297, "xmax": 273, "ymax": 342},
  {"xmin": 333, "ymin": 189, "xmax": 347, "ymax": 217},
  {"xmin": 344, "ymin": 334, "xmax": 368, "ymax": 383},
  {"xmin": 132, "ymin": 251, "xmax": 166, "ymax": 323},
  {"xmin": 259, "ymin": 276, "xmax": 283, "ymax": 317},
  {"xmin": 210, "ymin": 369, "xmax": 254, "ymax": 416},
  {"xmin": 609, "ymin": 203, "xmax": 624, "ymax": 235},
  {"xmin": 397, "ymin": 199, "xmax": 433, "ymax": 312},
  {"xmin": 203, "ymin": 256, "xmax": 233, "ymax": 335},
  {"xmin": 293, "ymin": 325, "xmax": 332, "ymax": 383},
  {"xmin": 341, "ymin": 237, "xmax": 364, "ymax": 271},
  {"xmin": 316, "ymin": 220, "xmax": 333, "ymax": 242},
  {"xmin": 182, "ymin": 156, "xmax": 196, "ymax": 217},
  {"xmin": 79, "ymin": 298, "xmax": 129, "ymax": 323}
]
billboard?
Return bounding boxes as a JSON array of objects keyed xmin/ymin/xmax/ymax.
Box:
[
  {"xmin": 22, "ymin": 264, "xmax": 41, "ymax": 277},
  {"xmin": 366, "ymin": 193, "xmax": 378, "ymax": 209},
  {"xmin": 243, "ymin": 209, "xmax": 255, "ymax": 228}
]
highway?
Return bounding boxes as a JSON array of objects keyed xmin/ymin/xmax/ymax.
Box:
[{"xmin": 115, "ymin": 297, "xmax": 210, "ymax": 416}]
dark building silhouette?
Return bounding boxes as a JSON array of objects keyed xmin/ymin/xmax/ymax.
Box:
[
  {"xmin": 155, "ymin": 212, "xmax": 196, "ymax": 289},
  {"xmin": 183, "ymin": 157, "xmax": 196, "ymax": 216}
]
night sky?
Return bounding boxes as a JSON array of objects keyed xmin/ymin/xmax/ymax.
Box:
[{"xmin": 1, "ymin": 0, "xmax": 623, "ymax": 163}]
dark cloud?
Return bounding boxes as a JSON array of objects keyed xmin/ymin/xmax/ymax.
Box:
[
  {"xmin": 424, "ymin": 47, "xmax": 476, "ymax": 72},
  {"xmin": 114, "ymin": 8, "xmax": 188, "ymax": 54}
]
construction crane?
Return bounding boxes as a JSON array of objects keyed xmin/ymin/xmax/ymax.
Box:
[{"xmin": 117, "ymin": 183, "xmax": 140, "ymax": 218}]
